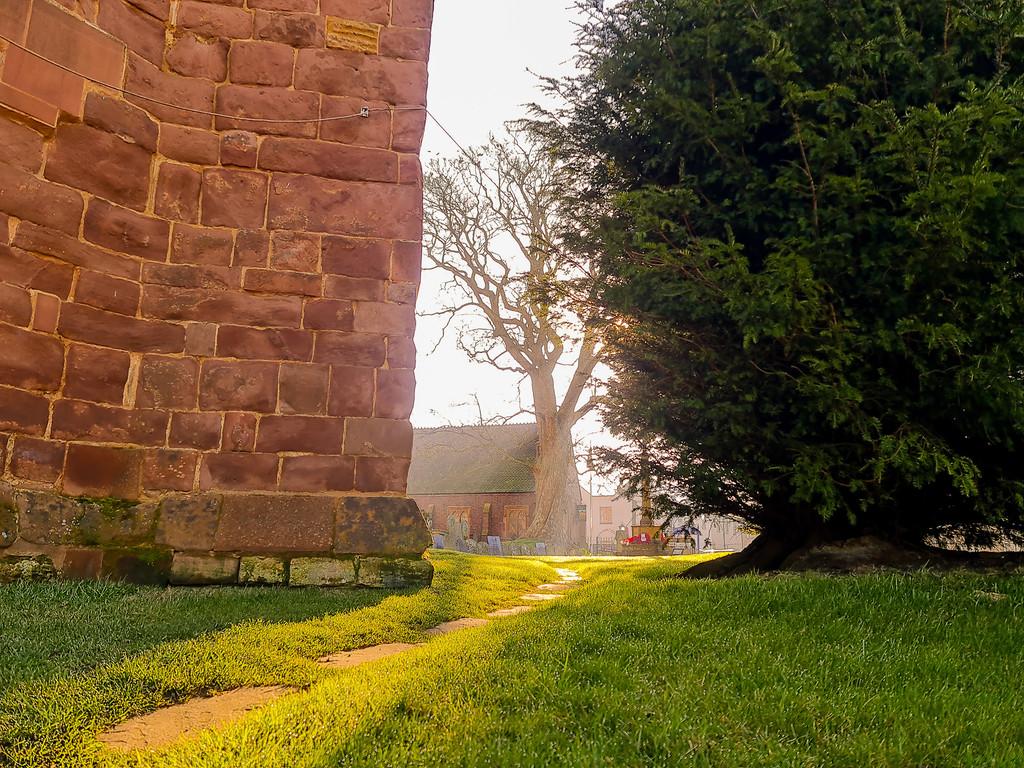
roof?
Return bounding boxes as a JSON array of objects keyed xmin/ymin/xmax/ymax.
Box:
[{"xmin": 407, "ymin": 423, "xmax": 539, "ymax": 495}]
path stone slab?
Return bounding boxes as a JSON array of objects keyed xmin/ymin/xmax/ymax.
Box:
[
  {"xmin": 318, "ymin": 643, "xmax": 421, "ymax": 669},
  {"xmin": 536, "ymin": 583, "xmax": 570, "ymax": 591},
  {"xmin": 486, "ymin": 605, "xmax": 535, "ymax": 618},
  {"xmin": 98, "ymin": 686, "xmax": 293, "ymax": 752},
  {"xmin": 425, "ymin": 617, "xmax": 489, "ymax": 636},
  {"xmin": 520, "ymin": 593, "xmax": 563, "ymax": 601}
]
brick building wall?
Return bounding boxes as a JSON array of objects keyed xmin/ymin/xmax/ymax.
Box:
[
  {"xmin": 0, "ymin": 0, "xmax": 433, "ymax": 587},
  {"xmin": 412, "ymin": 492, "xmax": 537, "ymax": 541}
]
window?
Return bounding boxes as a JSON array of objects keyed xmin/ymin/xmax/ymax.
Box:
[{"xmin": 600, "ymin": 506, "xmax": 613, "ymax": 525}]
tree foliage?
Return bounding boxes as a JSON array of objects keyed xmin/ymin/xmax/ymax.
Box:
[{"xmin": 540, "ymin": 0, "xmax": 1024, "ymax": 547}]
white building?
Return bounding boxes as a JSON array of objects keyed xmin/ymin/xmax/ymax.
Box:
[{"xmin": 580, "ymin": 489, "xmax": 755, "ymax": 555}]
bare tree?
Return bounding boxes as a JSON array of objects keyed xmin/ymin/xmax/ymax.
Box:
[{"xmin": 422, "ymin": 131, "xmax": 602, "ymax": 548}]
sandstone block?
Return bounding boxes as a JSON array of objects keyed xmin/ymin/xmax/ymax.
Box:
[
  {"xmin": 26, "ymin": 0, "xmax": 125, "ymax": 84},
  {"xmin": 4, "ymin": 42, "xmax": 84, "ymax": 119},
  {"xmin": 143, "ymin": 263, "xmax": 240, "ymax": 290},
  {"xmin": 387, "ymin": 282, "xmax": 417, "ymax": 305},
  {"xmin": 125, "ymin": 55, "xmax": 215, "ymax": 129},
  {"xmin": 46, "ymin": 124, "xmax": 151, "ymax": 211},
  {"xmin": 0, "ymin": 323, "xmax": 64, "ymax": 392},
  {"xmin": 294, "ymin": 49, "xmax": 427, "ymax": 104},
  {"xmin": 392, "ymin": 108, "xmax": 427, "ymax": 153},
  {"xmin": 52, "ymin": 400, "xmax": 168, "ymax": 446},
  {"xmin": 177, "ymin": 1, "xmax": 253, "ymax": 40},
  {"xmin": 143, "ymin": 449, "xmax": 199, "ymax": 492},
  {"xmin": 229, "ymin": 40, "xmax": 294, "ymax": 86},
  {"xmin": 380, "ymin": 26, "xmax": 431, "ymax": 62},
  {"xmin": 268, "ymin": 174, "xmax": 422, "ymax": 240},
  {"xmin": 137, "ymin": 356, "xmax": 199, "ymax": 409},
  {"xmin": 221, "ymin": 130, "xmax": 259, "ymax": 168},
  {"xmin": 62, "ymin": 344, "xmax": 131, "ymax": 404},
  {"xmin": 289, "ymin": 557, "xmax": 355, "ymax": 587},
  {"xmin": 171, "ymin": 553, "xmax": 239, "ymax": 585},
  {"xmin": 201, "ymin": 169, "xmax": 269, "ymax": 229},
  {"xmin": 74, "ymin": 270, "xmax": 140, "ymax": 317},
  {"xmin": 392, "ymin": 0, "xmax": 433, "ymax": 28},
  {"xmin": 0, "ymin": 496, "xmax": 16, "ymax": 548},
  {"xmin": 214, "ymin": 84, "xmax": 318, "ymax": 138},
  {"xmin": 234, "ymin": 230, "xmax": 270, "ymax": 267},
  {"xmin": 0, "ymin": 245, "xmax": 74, "ymax": 299},
  {"xmin": 239, "ymin": 556, "xmax": 285, "ymax": 584},
  {"xmin": 335, "ymin": 496, "xmax": 430, "ymax": 556},
  {"xmin": 10, "ymin": 437, "xmax": 66, "ymax": 483},
  {"xmin": 302, "ymin": 299, "xmax": 354, "ymax": 332},
  {"xmin": 61, "ymin": 548, "xmax": 104, "ymax": 580},
  {"xmin": 320, "ymin": 96, "xmax": 390, "ymax": 147},
  {"xmin": 255, "ymin": 415, "xmax": 343, "ymax": 454},
  {"xmin": 258, "ymin": 137, "xmax": 397, "ymax": 183},
  {"xmin": 253, "ymin": 10, "xmax": 324, "ymax": 48},
  {"xmin": 391, "ymin": 240, "xmax": 423, "ymax": 282},
  {"xmin": 324, "ymin": 276, "xmax": 385, "ymax": 302},
  {"xmin": 83, "ymin": 199, "xmax": 170, "ymax": 261},
  {"xmin": 270, "ymin": 232, "xmax": 319, "ymax": 272},
  {"xmin": 185, "ymin": 321, "xmax": 218, "ymax": 355},
  {"xmin": 200, "ymin": 453, "xmax": 279, "ymax": 491},
  {"xmin": 154, "ymin": 163, "xmax": 202, "ymax": 223},
  {"xmin": 321, "ymin": 237, "xmax": 390, "ymax": 279},
  {"xmin": 155, "ymin": 494, "xmax": 222, "ymax": 550},
  {"xmin": 352, "ymin": 302, "xmax": 416, "ymax": 335},
  {"xmin": 159, "ymin": 124, "xmax": 220, "ymax": 165},
  {"xmin": 141, "ymin": 285, "xmax": 302, "ymax": 327},
  {"xmin": 59, "ymin": 303, "xmax": 186, "ymax": 354},
  {"xmin": 243, "ymin": 268, "xmax": 321, "ymax": 297},
  {"xmin": 170, "ymin": 223, "xmax": 235, "ymax": 267},
  {"xmin": 357, "ymin": 556, "xmax": 433, "ymax": 588},
  {"xmin": 325, "ymin": 17, "xmax": 380, "ymax": 54},
  {"xmin": 278, "ymin": 455, "xmax": 354, "ymax": 492},
  {"xmin": 279, "ymin": 363, "xmax": 329, "ymax": 414},
  {"xmin": 96, "ymin": 0, "xmax": 165, "ymax": 65},
  {"xmin": 374, "ymin": 369, "xmax": 415, "ymax": 420},
  {"xmin": 169, "ymin": 412, "xmax": 223, "ymax": 450},
  {"xmin": 166, "ymin": 32, "xmax": 229, "ymax": 81},
  {"xmin": 62, "ymin": 444, "xmax": 143, "ymax": 499},
  {"xmin": 0, "ymin": 284, "xmax": 32, "ymax": 327},
  {"xmin": 326, "ymin": 365, "xmax": 374, "ymax": 417},
  {"xmin": 342, "ymin": 418, "xmax": 413, "ymax": 458},
  {"xmin": 99, "ymin": 547, "xmax": 172, "ymax": 585},
  {"xmin": 17, "ymin": 491, "xmax": 155, "ymax": 545},
  {"xmin": 314, "ymin": 333, "xmax": 385, "ymax": 368},
  {"xmin": 0, "ymin": 115, "xmax": 45, "ymax": 172},
  {"xmin": 83, "ymin": 92, "xmax": 158, "ymax": 152},
  {"xmin": 14, "ymin": 221, "xmax": 140, "ymax": 281},
  {"xmin": 321, "ymin": 0, "xmax": 389, "ymax": 23},
  {"xmin": 0, "ymin": 162, "xmax": 84, "ymax": 236},
  {"xmin": 31, "ymin": 293, "xmax": 61, "ymax": 334},
  {"xmin": 0, "ymin": 386, "xmax": 49, "ymax": 435},
  {"xmin": 221, "ymin": 411, "xmax": 257, "ymax": 452},
  {"xmin": 200, "ymin": 360, "xmax": 279, "ymax": 412},
  {"xmin": 217, "ymin": 325, "xmax": 313, "ymax": 361},
  {"xmin": 354, "ymin": 456, "xmax": 410, "ymax": 493},
  {"xmin": 214, "ymin": 494, "xmax": 334, "ymax": 552}
]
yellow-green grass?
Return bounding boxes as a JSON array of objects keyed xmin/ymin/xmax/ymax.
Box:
[
  {"xmin": 4, "ymin": 554, "xmax": 1024, "ymax": 767},
  {"xmin": 0, "ymin": 552, "xmax": 554, "ymax": 767}
]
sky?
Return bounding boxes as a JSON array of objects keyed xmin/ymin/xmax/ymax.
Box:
[{"xmin": 413, "ymin": 1, "xmax": 587, "ymax": 429}]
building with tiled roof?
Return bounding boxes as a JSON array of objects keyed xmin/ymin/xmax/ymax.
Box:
[{"xmin": 408, "ymin": 423, "xmax": 543, "ymax": 542}]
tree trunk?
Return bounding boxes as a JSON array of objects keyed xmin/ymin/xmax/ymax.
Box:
[{"xmin": 525, "ymin": 374, "xmax": 581, "ymax": 550}]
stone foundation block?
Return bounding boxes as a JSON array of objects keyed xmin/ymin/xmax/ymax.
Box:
[
  {"xmin": 0, "ymin": 555, "xmax": 57, "ymax": 584},
  {"xmin": 239, "ymin": 556, "xmax": 286, "ymax": 585},
  {"xmin": 99, "ymin": 547, "xmax": 173, "ymax": 585},
  {"xmin": 357, "ymin": 556, "xmax": 433, "ymax": 588},
  {"xmin": 335, "ymin": 497, "xmax": 432, "ymax": 556},
  {"xmin": 289, "ymin": 557, "xmax": 355, "ymax": 587},
  {"xmin": 170, "ymin": 553, "xmax": 240, "ymax": 585},
  {"xmin": 62, "ymin": 548, "xmax": 104, "ymax": 580},
  {"xmin": 16, "ymin": 492, "xmax": 157, "ymax": 547},
  {"xmin": 0, "ymin": 501, "xmax": 16, "ymax": 548},
  {"xmin": 155, "ymin": 495, "xmax": 222, "ymax": 550}
]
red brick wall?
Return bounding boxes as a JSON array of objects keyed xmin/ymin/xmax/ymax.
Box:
[
  {"xmin": 411, "ymin": 493, "xmax": 537, "ymax": 540},
  {"xmin": 0, "ymin": 0, "xmax": 430, "ymax": 503}
]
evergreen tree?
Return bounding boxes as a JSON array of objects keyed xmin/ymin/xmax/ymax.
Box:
[{"xmin": 540, "ymin": 0, "xmax": 1024, "ymax": 570}]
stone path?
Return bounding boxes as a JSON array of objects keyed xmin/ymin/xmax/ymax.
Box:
[{"xmin": 98, "ymin": 568, "xmax": 581, "ymax": 753}]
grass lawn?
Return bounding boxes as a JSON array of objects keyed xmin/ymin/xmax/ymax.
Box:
[{"xmin": 2, "ymin": 554, "xmax": 1023, "ymax": 767}]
